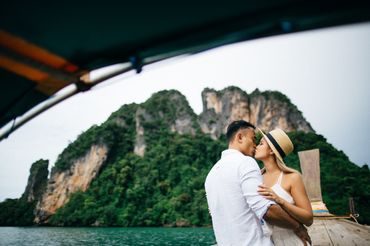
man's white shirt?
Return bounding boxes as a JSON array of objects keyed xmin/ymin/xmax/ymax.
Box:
[{"xmin": 205, "ymin": 149, "xmax": 275, "ymax": 246}]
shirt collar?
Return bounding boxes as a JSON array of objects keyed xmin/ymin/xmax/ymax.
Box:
[{"xmin": 221, "ymin": 148, "xmax": 243, "ymax": 157}]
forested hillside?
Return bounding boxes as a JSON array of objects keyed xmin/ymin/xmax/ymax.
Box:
[{"xmin": 48, "ymin": 130, "xmax": 370, "ymax": 226}]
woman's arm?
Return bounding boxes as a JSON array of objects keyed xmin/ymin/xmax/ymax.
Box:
[{"xmin": 258, "ymin": 173, "xmax": 313, "ymax": 226}]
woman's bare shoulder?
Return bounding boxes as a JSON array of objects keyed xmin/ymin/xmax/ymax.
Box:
[{"xmin": 284, "ymin": 171, "xmax": 303, "ymax": 184}]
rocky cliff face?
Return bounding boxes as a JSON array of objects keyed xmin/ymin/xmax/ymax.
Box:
[
  {"xmin": 249, "ymin": 89, "xmax": 313, "ymax": 133},
  {"xmin": 21, "ymin": 159, "xmax": 49, "ymax": 203},
  {"xmin": 199, "ymin": 87, "xmax": 314, "ymax": 139},
  {"xmin": 133, "ymin": 87, "xmax": 313, "ymax": 152},
  {"xmin": 35, "ymin": 144, "xmax": 108, "ymax": 223},
  {"xmin": 199, "ymin": 87, "xmax": 251, "ymax": 139}
]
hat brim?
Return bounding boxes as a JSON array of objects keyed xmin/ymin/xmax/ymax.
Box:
[{"xmin": 257, "ymin": 128, "xmax": 286, "ymax": 165}]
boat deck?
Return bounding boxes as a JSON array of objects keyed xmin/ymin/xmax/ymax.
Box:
[{"xmin": 273, "ymin": 218, "xmax": 370, "ymax": 246}]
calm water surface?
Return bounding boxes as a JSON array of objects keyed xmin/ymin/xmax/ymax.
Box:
[{"xmin": 0, "ymin": 227, "xmax": 216, "ymax": 246}]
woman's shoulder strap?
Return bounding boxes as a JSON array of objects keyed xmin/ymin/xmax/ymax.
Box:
[{"xmin": 276, "ymin": 171, "xmax": 284, "ymax": 185}]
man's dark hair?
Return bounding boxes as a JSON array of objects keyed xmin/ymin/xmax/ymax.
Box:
[{"xmin": 226, "ymin": 120, "xmax": 255, "ymax": 143}]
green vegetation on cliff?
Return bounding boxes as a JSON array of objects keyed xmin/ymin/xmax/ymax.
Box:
[
  {"xmin": 49, "ymin": 128, "xmax": 369, "ymax": 226},
  {"xmin": 0, "ymin": 199, "xmax": 35, "ymax": 226},
  {"xmin": 49, "ymin": 132, "xmax": 226, "ymax": 226}
]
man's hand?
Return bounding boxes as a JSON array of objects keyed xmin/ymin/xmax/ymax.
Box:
[{"xmin": 294, "ymin": 224, "xmax": 311, "ymax": 246}]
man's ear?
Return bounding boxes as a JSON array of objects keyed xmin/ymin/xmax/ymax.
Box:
[{"xmin": 236, "ymin": 132, "xmax": 243, "ymax": 143}]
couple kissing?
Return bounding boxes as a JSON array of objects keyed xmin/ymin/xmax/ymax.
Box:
[{"xmin": 205, "ymin": 120, "xmax": 313, "ymax": 246}]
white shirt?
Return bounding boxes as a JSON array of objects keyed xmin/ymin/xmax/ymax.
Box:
[{"xmin": 205, "ymin": 149, "xmax": 275, "ymax": 246}]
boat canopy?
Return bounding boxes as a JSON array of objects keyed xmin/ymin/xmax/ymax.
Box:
[{"xmin": 1, "ymin": 0, "xmax": 369, "ymax": 139}]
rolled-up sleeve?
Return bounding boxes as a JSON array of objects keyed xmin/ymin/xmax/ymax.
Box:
[{"xmin": 238, "ymin": 158, "xmax": 275, "ymax": 220}]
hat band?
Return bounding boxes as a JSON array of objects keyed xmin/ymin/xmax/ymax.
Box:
[{"xmin": 266, "ymin": 133, "xmax": 286, "ymax": 159}]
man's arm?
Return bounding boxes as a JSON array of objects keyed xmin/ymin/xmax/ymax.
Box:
[
  {"xmin": 264, "ymin": 204, "xmax": 300, "ymax": 229},
  {"xmin": 264, "ymin": 204, "xmax": 311, "ymax": 245},
  {"xmin": 239, "ymin": 158, "xmax": 276, "ymax": 220},
  {"xmin": 239, "ymin": 158, "xmax": 301, "ymax": 229}
]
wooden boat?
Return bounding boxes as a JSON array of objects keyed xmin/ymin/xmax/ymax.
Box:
[{"xmin": 273, "ymin": 149, "xmax": 370, "ymax": 245}]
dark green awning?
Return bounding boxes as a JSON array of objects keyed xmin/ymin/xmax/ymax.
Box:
[{"xmin": 1, "ymin": 0, "xmax": 369, "ymax": 139}]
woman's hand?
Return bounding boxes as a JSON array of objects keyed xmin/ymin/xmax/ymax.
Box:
[{"xmin": 258, "ymin": 184, "xmax": 285, "ymax": 205}]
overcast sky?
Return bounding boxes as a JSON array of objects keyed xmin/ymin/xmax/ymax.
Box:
[{"xmin": 0, "ymin": 22, "xmax": 369, "ymax": 202}]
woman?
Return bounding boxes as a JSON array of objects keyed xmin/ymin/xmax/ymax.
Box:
[{"xmin": 255, "ymin": 128, "xmax": 313, "ymax": 246}]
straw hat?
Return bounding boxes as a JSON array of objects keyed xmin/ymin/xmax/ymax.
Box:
[{"xmin": 258, "ymin": 128, "xmax": 294, "ymax": 164}]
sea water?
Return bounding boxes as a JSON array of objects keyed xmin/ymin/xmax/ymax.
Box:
[{"xmin": 0, "ymin": 227, "xmax": 216, "ymax": 246}]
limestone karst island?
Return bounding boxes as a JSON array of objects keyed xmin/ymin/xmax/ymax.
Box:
[{"xmin": 1, "ymin": 87, "xmax": 369, "ymax": 233}]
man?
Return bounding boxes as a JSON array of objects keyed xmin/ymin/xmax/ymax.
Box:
[{"xmin": 205, "ymin": 120, "xmax": 310, "ymax": 246}]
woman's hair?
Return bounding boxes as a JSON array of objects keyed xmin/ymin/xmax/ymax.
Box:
[{"xmin": 261, "ymin": 142, "xmax": 299, "ymax": 174}]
